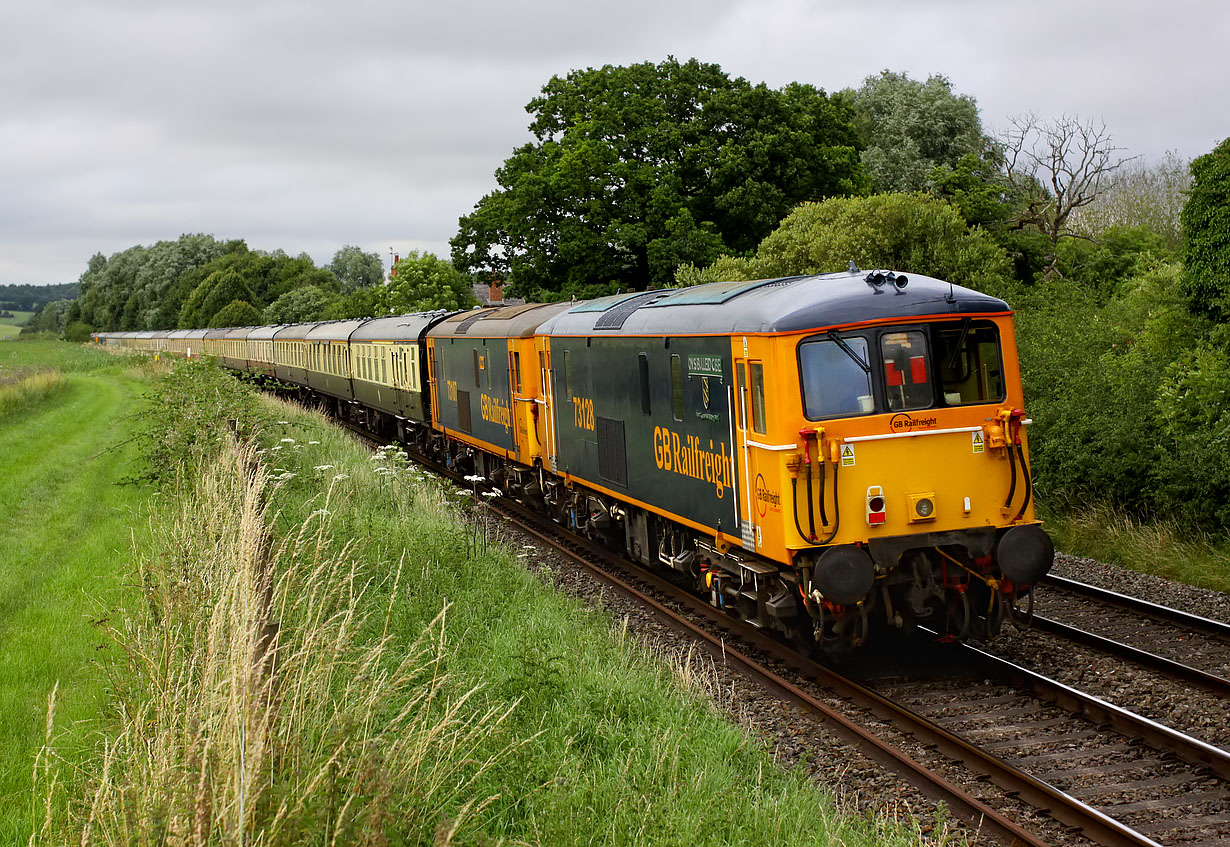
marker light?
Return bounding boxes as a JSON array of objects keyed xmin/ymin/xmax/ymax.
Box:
[{"xmin": 866, "ymin": 485, "xmax": 886, "ymax": 526}]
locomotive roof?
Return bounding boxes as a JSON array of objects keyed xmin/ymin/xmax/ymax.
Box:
[
  {"xmin": 429, "ymin": 302, "xmax": 572, "ymax": 339},
  {"xmin": 350, "ymin": 311, "xmax": 454, "ymax": 341},
  {"xmin": 536, "ymin": 270, "xmax": 1011, "ymax": 336}
]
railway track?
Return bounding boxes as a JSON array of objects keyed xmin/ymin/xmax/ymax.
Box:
[
  {"xmin": 330, "ymin": 412, "xmax": 1230, "ymax": 846},
  {"xmin": 1029, "ymin": 575, "xmax": 1230, "ymax": 695}
]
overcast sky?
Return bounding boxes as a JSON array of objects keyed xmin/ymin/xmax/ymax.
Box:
[{"xmin": 2, "ymin": 0, "xmax": 1225, "ymax": 286}]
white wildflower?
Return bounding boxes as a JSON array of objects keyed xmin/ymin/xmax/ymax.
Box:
[
  {"xmin": 464, "ymin": 474, "xmax": 484, "ymax": 483},
  {"xmin": 308, "ymin": 440, "xmax": 320, "ymax": 445},
  {"xmin": 280, "ymin": 437, "xmax": 295, "ymax": 443},
  {"xmin": 332, "ymin": 473, "xmax": 349, "ymax": 481},
  {"xmin": 481, "ymin": 490, "xmax": 502, "ymax": 499},
  {"xmin": 277, "ymin": 420, "xmax": 290, "ymax": 425},
  {"xmin": 313, "ymin": 465, "xmax": 334, "ymax": 471}
]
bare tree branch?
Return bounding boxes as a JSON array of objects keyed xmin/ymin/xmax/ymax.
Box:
[{"xmin": 999, "ymin": 114, "xmax": 1136, "ymax": 274}]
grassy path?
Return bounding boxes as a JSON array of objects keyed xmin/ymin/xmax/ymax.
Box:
[{"xmin": 0, "ymin": 369, "xmax": 147, "ymax": 841}]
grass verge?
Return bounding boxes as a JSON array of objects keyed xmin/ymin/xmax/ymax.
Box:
[
  {"xmin": 1043, "ymin": 502, "xmax": 1230, "ymax": 592},
  {"xmin": 35, "ymin": 359, "xmax": 957, "ymax": 846}
]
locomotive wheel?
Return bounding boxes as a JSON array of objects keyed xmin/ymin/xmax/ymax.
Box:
[
  {"xmin": 982, "ymin": 590, "xmax": 1006, "ymax": 640},
  {"xmin": 1008, "ymin": 586, "xmax": 1035, "ymax": 629},
  {"xmin": 945, "ymin": 591, "xmax": 971, "ymax": 640}
]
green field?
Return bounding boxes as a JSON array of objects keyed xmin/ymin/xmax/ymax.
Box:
[
  {"xmin": 0, "ymin": 311, "xmax": 33, "ymax": 339},
  {"xmin": 0, "ymin": 341, "xmax": 150, "ymax": 842}
]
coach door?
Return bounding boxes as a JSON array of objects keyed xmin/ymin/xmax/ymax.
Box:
[
  {"xmin": 538, "ymin": 341, "xmax": 556, "ymax": 470},
  {"xmin": 733, "ymin": 356, "xmax": 763, "ymax": 551}
]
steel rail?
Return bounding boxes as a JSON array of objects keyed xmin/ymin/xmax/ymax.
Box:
[
  {"xmin": 1030, "ymin": 613, "xmax": 1230, "ymax": 696},
  {"xmin": 1040, "ymin": 574, "xmax": 1230, "ymax": 640},
  {"xmin": 949, "ymin": 640, "xmax": 1230, "ymax": 781}
]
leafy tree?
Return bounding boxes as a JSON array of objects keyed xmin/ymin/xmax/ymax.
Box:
[
  {"xmin": 1180, "ymin": 137, "xmax": 1230, "ymax": 321},
  {"xmin": 329, "ymin": 245, "xmax": 384, "ymax": 292},
  {"xmin": 851, "ymin": 71, "xmax": 987, "ymax": 194},
  {"xmin": 387, "ymin": 252, "xmax": 476, "ymax": 313},
  {"xmin": 678, "ymin": 193, "xmax": 1014, "ymax": 298},
  {"xmin": 1069, "ymin": 151, "xmax": 1191, "ymax": 246},
  {"xmin": 0, "ymin": 282, "xmax": 78, "ymax": 312},
  {"xmin": 1156, "ymin": 325, "xmax": 1230, "ymax": 526},
  {"xmin": 72, "ymin": 235, "xmax": 234, "ymax": 331},
  {"xmin": 452, "ymin": 58, "xmax": 864, "ymax": 297},
  {"xmin": 62, "ymin": 321, "xmax": 94, "ymax": 343},
  {"xmin": 1014, "ymin": 262, "xmax": 1212, "ymax": 522},
  {"xmin": 330, "ymin": 286, "xmax": 391, "ymax": 320},
  {"xmin": 262, "ymin": 286, "xmax": 341, "ymax": 324},
  {"xmin": 1051, "ymin": 225, "xmax": 1176, "ymax": 298},
  {"xmin": 208, "ymin": 299, "xmax": 262, "ymax": 328},
  {"xmin": 930, "ymin": 151, "xmax": 1019, "ymax": 231},
  {"xmin": 178, "ymin": 271, "xmax": 256, "ymax": 328},
  {"xmin": 21, "ymin": 299, "xmax": 73, "ymax": 335}
]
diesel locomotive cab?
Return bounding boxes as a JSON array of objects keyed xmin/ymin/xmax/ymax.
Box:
[{"xmin": 786, "ymin": 305, "xmax": 1053, "ymax": 649}]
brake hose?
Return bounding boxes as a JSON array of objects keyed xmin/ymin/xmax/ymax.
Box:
[
  {"xmin": 1015, "ymin": 441, "xmax": 1033, "ymax": 520},
  {"xmin": 815, "ymin": 459, "xmax": 841, "ymax": 546},
  {"xmin": 793, "ymin": 457, "xmax": 841, "ymax": 545},
  {"xmin": 1003, "ymin": 436, "xmax": 1018, "ymax": 511}
]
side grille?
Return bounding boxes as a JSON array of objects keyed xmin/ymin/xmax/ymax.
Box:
[
  {"xmin": 596, "ymin": 416, "xmax": 627, "ymax": 487},
  {"xmin": 457, "ymin": 389, "xmax": 472, "ymax": 433}
]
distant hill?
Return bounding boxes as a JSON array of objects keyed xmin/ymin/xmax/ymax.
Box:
[{"xmin": 0, "ymin": 283, "xmax": 78, "ymax": 312}]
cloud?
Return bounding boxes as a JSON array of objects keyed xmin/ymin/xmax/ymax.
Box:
[{"xmin": 1, "ymin": 0, "xmax": 1225, "ymax": 285}]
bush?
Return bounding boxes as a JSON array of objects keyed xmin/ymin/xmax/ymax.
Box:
[
  {"xmin": 677, "ymin": 193, "xmax": 1016, "ymax": 299},
  {"xmin": 62, "ymin": 321, "xmax": 93, "ymax": 343}
]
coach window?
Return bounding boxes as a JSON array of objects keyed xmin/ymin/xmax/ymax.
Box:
[
  {"xmin": 670, "ymin": 354, "xmax": 684, "ymax": 421},
  {"xmin": 799, "ymin": 336, "xmax": 873, "ymax": 419},
  {"xmin": 934, "ymin": 321, "xmax": 1005, "ymax": 405},
  {"xmin": 882, "ymin": 331, "xmax": 933, "ymax": 411},
  {"xmin": 749, "ymin": 361, "xmax": 767, "ymax": 435}
]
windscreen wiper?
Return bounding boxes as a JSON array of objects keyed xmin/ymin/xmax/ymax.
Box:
[
  {"xmin": 827, "ymin": 331, "xmax": 870, "ymax": 374},
  {"xmin": 946, "ymin": 318, "xmax": 972, "ymax": 372}
]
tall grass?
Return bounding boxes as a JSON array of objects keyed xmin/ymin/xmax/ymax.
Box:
[
  {"xmin": 33, "ymin": 440, "xmax": 518, "ymax": 846},
  {"xmin": 1045, "ymin": 501, "xmax": 1230, "ymax": 592},
  {"xmin": 0, "ymin": 368, "xmax": 64, "ymax": 418}
]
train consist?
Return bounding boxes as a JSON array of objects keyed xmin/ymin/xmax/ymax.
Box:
[{"xmin": 97, "ymin": 267, "xmax": 1054, "ymax": 652}]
